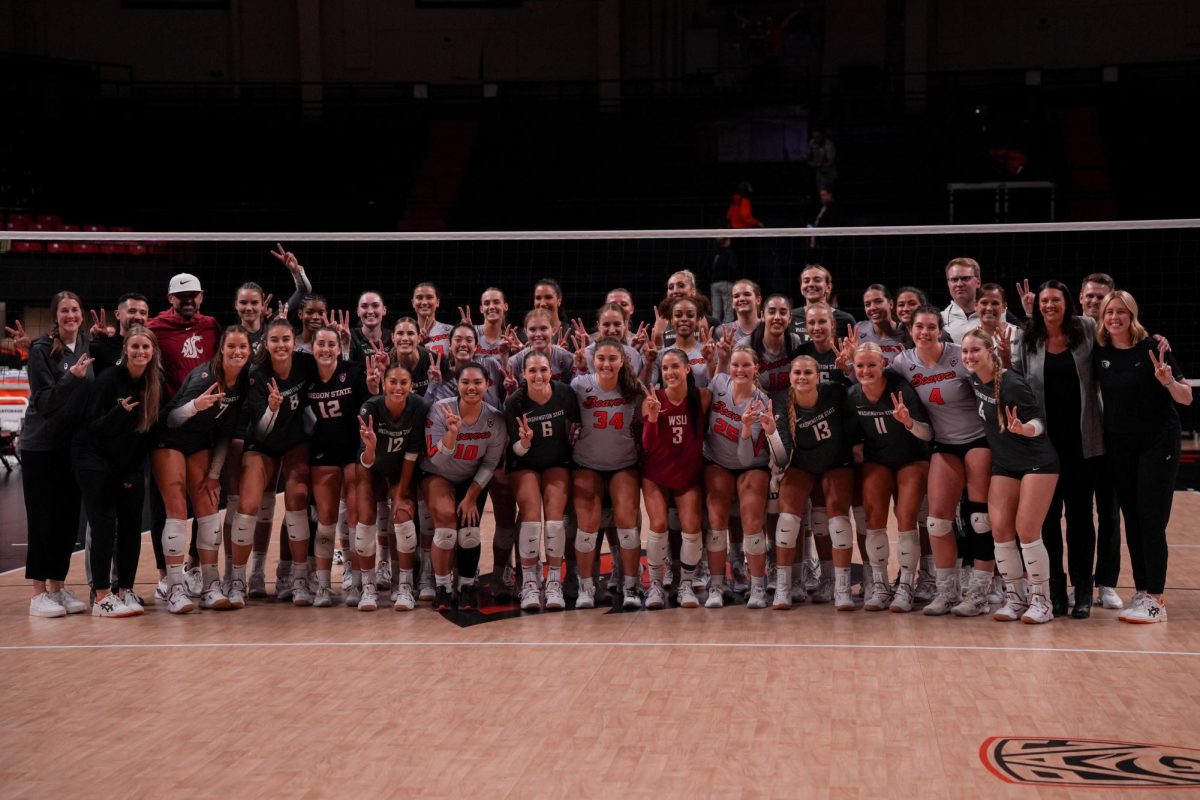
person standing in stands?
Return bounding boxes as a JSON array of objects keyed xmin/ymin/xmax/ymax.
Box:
[
  {"xmin": 706, "ymin": 236, "xmax": 738, "ymax": 324},
  {"xmin": 727, "ymin": 182, "xmax": 763, "ymax": 229},
  {"xmin": 805, "ymin": 128, "xmax": 837, "ymax": 190}
]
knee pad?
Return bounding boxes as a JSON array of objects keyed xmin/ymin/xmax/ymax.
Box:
[
  {"xmin": 196, "ymin": 514, "xmax": 221, "ymax": 552},
  {"xmin": 493, "ymin": 525, "xmax": 516, "ymax": 552},
  {"xmin": 518, "ymin": 521, "xmax": 543, "ymax": 561},
  {"xmin": 810, "ymin": 507, "xmax": 829, "ymax": 538},
  {"xmin": 667, "ymin": 507, "xmax": 680, "ymax": 531},
  {"xmin": 774, "ymin": 513, "xmax": 802, "ymax": 550},
  {"xmin": 544, "ymin": 520, "xmax": 566, "ymax": 560},
  {"xmin": 600, "ymin": 508, "xmax": 614, "ymax": 530},
  {"xmin": 706, "ymin": 528, "xmax": 728, "ymax": 553},
  {"xmin": 927, "ymin": 516, "xmax": 954, "ymax": 538},
  {"xmin": 574, "ymin": 529, "xmax": 598, "ymax": 554},
  {"xmin": 866, "ymin": 529, "xmax": 890, "ymax": 567},
  {"xmin": 680, "ymin": 532, "xmax": 703, "ymax": 567},
  {"xmin": 1020, "ymin": 538, "xmax": 1050, "ymax": 586},
  {"xmin": 972, "ymin": 531, "xmax": 995, "ymax": 562},
  {"xmin": 828, "ymin": 516, "xmax": 853, "ymax": 551},
  {"xmin": 852, "ymin": 505, "xmax": 868, "ymax": 536},
  {"xmin": 256, "ymin": 494, "xmax": 275, "ymax": 526},
  {"xmin": 458, "ymin": 527, "xmax": 481, "ymax": 549},
  {"xmin": 967, "ymin": 502, "xmax": 991, "ymax": 535},
  {"xmin": 231, "ymin": 512, "xmax": 256, "ymax": 547},
  {"xmin": 162, "ymin": 519, "xmax": 188, "ymax": 558},
  {"xmin": 897, "ymin": 531, "xmax": 920, "ymax": 573},
  {"xmin": 394, "ymin": 520, "xmax": 417, "ymax": 554},
  {"xmin": 353, "ymin": 523, "xmax": 377, "ymax": 558},
  {"xmin": 285, "ymin": 509, "xmax": 310, "ymax": 542},
  {"xmin": 646, "ymin": 530, "xmax": 668, "ymax": 568},
  {"xmin": 743, "ymin": 530, "xmax": 766, "ymax": 556},
  {"xmin": 433, "ymin": 527, "xmax": 457, "ymax": 551},
  {"xmin": 994, "ymin": 539, "xmax": 1023, "ymax": 582},
  {"xmin": 314, "ymin": 523, "xmax": 336, "ymax": 559},
  {"xmin": 616, "ymin": 527, "xmax": 640, "ymax": 551}
]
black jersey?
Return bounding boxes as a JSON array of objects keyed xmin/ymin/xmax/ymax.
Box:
[
  {"xmin": 348, "ymin": 329, "xmax": 388, "ymax": 366},
  {"xmin": 846, "ymin": 376, "xmax": 931, "ymax": 468},
  {"xmin": 503, "ymin": 382, "xmax": 580, "ymax": 471},
  {"xmin": 799, "ymin": 342, "xmax": 852, "ymax": 386},
  {"xmin": 159, "ymin": 361, "xmax": 248, "ymax": 452},
  {"xmin": 358, "ymin": 394, "xmax": 430, "ymax": 479},
  {"xmin": 306, "ymin": 359, "xmax": 368, "ymax": 458},
  {"xmin": 241, "ymin": 352, "xmax": 317, "ymax": 455},
  {"xmin": 775, "ymin": 381, "xmax": 854, "ymax": 474},
  {"xmin": 971, "ymin": 370, "xmax": 1060, "ymax": 474},
  {"xmin": 399, "ymin": 348, "xmax": 433, "ymax": 397},
  {"xmin": 1094, "ymin": 339, "xmax": 1185, "ymax": 439}
]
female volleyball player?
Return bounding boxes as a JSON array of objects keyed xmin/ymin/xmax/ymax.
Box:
[
  {"xmin": 749, "ymin": 294, "xmax": 804, "ymax": 393},
  {"xmin": 799, "ymin": 302, "xmax": 852, "ymax": 385},
  {"xmin": 508, "ymin": 309, "xmax": 575, "ymax": 385},
  {"xmin": 391, "ymin": 317, "xmax": 433, "ymax": 397},
  {"xmin": 412, "ymin": 282, "xmax": 454, "ymax": 359},
  {"xmin": 715, "ymin": 279, "xmax": 762, "ymax": 347},
  {"xmin": 856, "ymin": 285, "xmax": 906, "ymax": 364}
]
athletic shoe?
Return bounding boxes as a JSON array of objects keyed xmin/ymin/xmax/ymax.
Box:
[
  {"xmin": 345, "ymin": 585, "xmax": 362, "ymax": 607},
  {"xmin": 890, "ymin": 582, "xmax": 915, "ymax": 613},
  {"xmin": 802, "ymin": 559, "xmax": 821, "ymax": 592},
  {"xmin": 952, "ymin": 586, "xmax": 989, "ymax": 617},
  {"xmin": 433, "ymin": 586, "xmax": 454, "ymax": 612},
  {"xmin": 154, "ymin": 577, "xmax": 170, "ymax": 602},
  {"xmin": 29, "ymin": 592, "xmax": 67, "ymax": 618},
  {"xmin": 622, "ymin": 585, "xmax": 643, "ymax": 610},
  {"xmin": 184, "ymin": 567, "xmax": 203, "ymax": 598},
  {"xmin": 1021, "ymin": 592, "xmax": 1053, "ymax": 624},
  {"xmin": 313, "ymin": 586, "xmax": 334, "ymax": 608},
  {"xmin": 166, "ymin": 583, "xmax": 195, "ymax": 614},
  {"xmin": 645, "ymin": 581, "xmax": 667, "ymax": 610},
  {"xmin": 790, "ymin": 572, "xmax": 809, "ymax": 604},
  {"xmin": 54, "ymin": 587, "xmax": 88, "ymax": 614},
  {"xmin": 691, "ymin": 558, "xmax": 709, "ymax": 590},
  {"xmin": 661, "ymin": 555, "xmax": 674, "ymax": 590},
  {"xmin": 833, "ymin": 573, "xmax": 854, "ymax": 611},
  {"xmin": 418, "ymin": 573, "xmax": 437, "ymax": 603},
  {"xmin": 1119, "ymin": 592, "xmax": 1163, "ymax": 623},
  {"xmin": 923, "ymin": 573, "xmax": 959, "ymax": 617},
  {"xmin": 771, "ymin": 584, "xmax": 792, "ymax": 610},
  {"xmin": 1067, "ymin": 587, "xmax": 1075, "ymax": 607},
  {"xmin": 393, "ymin": 583, "xmax": 415, "ymax": 612},
  {"xmin": 745, "ymin": 584, "xmax": 768, "ymax": 609},
  {"xmin": 493, "ymin": 565, "xmax": 517, "ymax": 600},
  {"xmin": 1098, "ymin": 585, "xmax": 1124, "ymax": 610},
  {"xmin": 458, "ymin": 583, "xmax": 479, "ymax": 611},
  {"xmin": 376, "ymin": 560, "xmax": 392, "ymax": 591},
  {"xmin": 200, "ymin": 580, "xmax": 232, "ymax": 610},
  {"xmin": 306, "ymin": 571, "xmax": 319, "ymax": 597},
  {"xmin": 988, "ymin": 575, "xmax": 1004, "ymax": 605},
  {"xmin": 275, "ymin": 577, "xmax": 294, "ymax": 603},
  {"xmin": 120, "ymin": 589, "xmax": 146, "ymax": 615},
  {"xmin": 864, "ymin": 581, "xmax": 893, "ymax": 612},
  {"xmin": 575, "ymin": 581, "xmax": 596, "ymax": 609},
  {"xmin": 544, "ymin": 580, "xmax": 566, "ymax": 611},
  {"xmin": 729, "ymin": 558, "xmax": 749, "ymax": 594},
  {"xmin": 358, "ymin": 583, "xmax": 379, "ymax": 612},
  {"xmin": 333, "ymin": 548, "xmax": 345, "ymax": 567},
  {"xmin": 914, "ymin": 568, "xmax": 936, "ymax": 603},
  {"xmin": 765, "ymin": 555, "xmax": 776, "ymax": 592},
  {"xmin": 810, "ymin": 572, "xmax": 833, "ymax": 604},
  {"xmin": 340, "ymin": 567, "xmax": 353, "ymax": 592},
  {"xmin": 248, "ymin": 571, "xmax": 268, "ymax": 599},
  {"xmin": 91, "ymin": 593, "xmax": 136, "ymax": 618},
  {"xmin": 993, "ymin": 582, "xmax": 1028, "ymax": 621},
  {"xmin": 226, "ymin": 579, "xmax": 247, "ymax": 609},
  {"xmin": 291, "ymin": 578, "xmax": 313, "ymax": 607},
  {"xmin": 676, "ymin": 582, "xmax": 699, "ymax": 609},
  {"xmin": 704, "ymin": 583, "xmax": 725, "ymax": 608},
  {"xmin": 520, "ymin": 581, "xmax": 542, "ymax": 612}
]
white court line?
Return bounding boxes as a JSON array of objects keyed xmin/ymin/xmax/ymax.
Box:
[{"xmin": 1, "ymin": 639, "xmax": 1197, "ymax": 658}]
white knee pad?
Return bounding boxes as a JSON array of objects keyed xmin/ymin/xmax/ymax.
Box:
[
  {"xmin": 866, "ymin": 529, "xmax": 890, "ymax": 568},
  {"xmin": 852, "ymin": 505, "xmax": 868, "ymax": 536},
  {"xmin": 706, "ymin": 528, "xmax": 728, "ymax": 553},
  {"xmin": 574, "ymin": 529, "xmax": 598, "ymax": 554},
  {"xmin": 394, "ymin": 520, "xmax": 417, "ymax": 554},
  {"xmin": 314, "ymin": 523, "xmax": 336, "ymax": 559},
  {"xmin": 927, "ymin": 516, "xmax": 954, "ymax": 538},
  {"xmin": 828, "ymin": 516, "xmax": 853, "ymax": 551},
  {"xmin": 680, "ymin": 532, "xmax": 703, "ymax": 567},
  {"xmin": 353, "ymin": 523, "xmax": 377, "ymax": 558},
  {"xmin": 970, "ymin": 512, "xmax": 992, "ymax": 534},
  {"xmin": 616, "ymin": 527, "xmax": 640, "ymax": 551},
  {"xmin": 743, "ymin": 530, "xmax": 766, "ymax": 556},
  {"xmin": 810, "ymin": 506, "xmax": 829, "ymax": 537},
  {"xmin": 256, "ymin": 494, "xmax": 275, "ymax": 526},
  {"xmin": 667, "ymin": 507, "xmax": 680, "ymax": 531},
  {"xmin": 285, "ymin": 509, "xmax": 310, "ymax": 542},
  {"xmin": 162, "ymin": 518, "xmax": 188, "ymax": 558},
  {"xmin": 646, "ymin": 530, "xmax": 668, "ymax": 568},
  {"xmin": 231, "ymin": 512, "xmax": 256, "ymax": 547},
  {"xmin": 519, "ymin": 521, "xmax": 543, "ymax": 562},
  {"xmin": 544, "ymin": 520, "xmax": 566, "ymax": 560},
  {"xmin": 774, "ymin": 512, "xmax": 802, "ymax": 550},
  {"xmin": 196, "ymin": 514, "xmax": 221, "ymax": 552},
  {"xmin": 458, "ymin": 527, "xmax": 481, "ymax": 548},
  {"xmin": 897, "ymin": 530, "xmax": 920, "ymax": 574},
  {"xmin": 433, "ymin": 527, "xmax": 457, "ymax": 551}
]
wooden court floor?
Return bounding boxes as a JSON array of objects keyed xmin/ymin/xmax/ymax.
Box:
[{"xmin": 2, "ymin": 494, "xmax": 1199, "ymax": 799}]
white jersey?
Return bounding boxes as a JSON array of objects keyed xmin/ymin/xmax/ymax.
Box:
[{"xmin": 887, "ymin": 343, "xmax": 985, "ymax": 445}]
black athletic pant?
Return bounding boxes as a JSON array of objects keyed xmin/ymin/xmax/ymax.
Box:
[
  {"xmin": 78, "ymin": 467, "xmax": 144, "ymax": 590},
  {"xmin": 1106, "ymin": 430, "xmax": 1179, "ymax": 595},
  {"xmin": 1092, "ymin": 454, "xmax": 1122, "ymax": 588},
  {"xmin": 1041, "ymin": 450, "xmax": 1108, "ymax": 590},
  {"xmin": 22, "ymin": 448, "xmax": 82, "ymax": 582}
]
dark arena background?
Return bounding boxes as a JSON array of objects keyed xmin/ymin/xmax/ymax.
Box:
[{"xmin": 2, "ymin": 2, "xmax": 1199, "ymax": 797}]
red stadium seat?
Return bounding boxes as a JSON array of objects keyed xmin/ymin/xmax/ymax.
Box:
[
  {"xmin": 100, "ymin": 243, "xmax": 127, "ymax": 254},
  {"xmin": 47, "ymin": 242, "xmax": 69, "ymax": 254},
  {"xmin": 5, "ymin": 220, "xmax": 28, "ymax": 231},
  {"xmin": 71, "ymin": 242, "xmax": 96, "ymax": 254},
  {"xmin": 8, "ymin": 212, "xmax": 31, "ymax": 226},
  {"xmin": 59, "ymin": 223, "xmax": 79, "ymax": 231},
  {"xmin": 12, "ymin": 241, "xmax": 44, "ymax": 252},
  {"xmin": 37, "ymin": 214, "xmax": 63, "ymax": 229}
]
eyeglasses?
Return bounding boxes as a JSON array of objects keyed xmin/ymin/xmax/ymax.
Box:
[{"xmin": 948, "ymin": 276, "xmax": 976, "ymax": 283}]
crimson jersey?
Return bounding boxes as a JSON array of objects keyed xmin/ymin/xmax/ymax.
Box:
[
  {"xmin": 641, "ymin": 389, "xmax": 704, "ymax": 490},
  {"xmin": 146, "ymin": 310, "xmax": 222, "ymax": 399}
]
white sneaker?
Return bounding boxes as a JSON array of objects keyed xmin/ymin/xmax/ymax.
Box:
[
  {"xmin": 890, "ymin": 582, "xmax": 915, "ymax": 613},
  {"xmin": 154, "ymin": 577, "xmax": 170, "ymax": 602},
  {"xmin": 520, "ymin": 580, "xmax": 542, "ymax": 612},
  {"xmin": 418, "ymin": 572, "xmax": 436, "ymax": 603},
  {"xmin": 575, "ymin": 581, "xmax": 596, "ymax": 609},
  {"xmin": 771, "ymin": 583, "xmax": 792, "ymax": 610},
  {"xmin": 29, "ymin": 591, "xmax": 67, "ymax": 618},
  {"xmin": 119, "ymin": 589, "xmax": 146, "ymax": 615},
  {"xmin": 691, "ymin": 558, "xmax": 709, "ymax": 590},
  {"xmin": 313, "ymin": 585, "xmax": 334, "ymax": 608},
  {"xmin": 952, "ymin": 588, "xmax": 989, "ymax": 617},
  {"xmin": 292, "ymin": 577, "xmax": 313, "ymax": 607},
  {"xmin": 790, "ymin": 571, "xmax": 809, "ymax": 604},
  {"xmin": 1098, "ymin": 585, "xmax": 1124, "ymax": 610},
  {"xmin": 248, "ymin": 571, "xmax": 268, "ymax": 598},
  {"xmin": 91, "ymin": 593, "xmax": 136, "ymax": 618},
  {"xmin": 833, "ymin": 573, "xmax": 855, "ymax": 611},
  {"xmin": 275, "ymin": 572, "xmax": 294, "ymax": 602},
  {"xmin": 729, "ymin": 558, "xmax": 749, "ymax": 594},
  {"xmin": 341, "ymin": 567, "xmax": 353, "ymax": 592},
  {"xmin": 227, "ymin": 579, "xmax": 247, "ymax": 609},
  {"xmin": 306, "ymin": 570, "xmax": 319, "ymax": 597},
  {"xmin": 705, "ymin": 582, "xmax": 725, "ymax": 608},
  {"xmin": 184, "ymin": 567, "xmax": 203, "ymax": 598},
  {"xmin": 992, "ymin": 581, "xmax": 1028, "ymax": 622},
  {"xmin": 745, "ymin": 583, "xmax": 768, "ymax": 609},
  {"xmin": 544, "ymin": 580, "xmax": 565, "ymax": 611},
  {"xmin": 167, "ymin": 583, "xmax": 195, "ymax": 614},
  {"xmin": 358, "ymin": 583, "xmax": 379, "ymax": 611},
  {"xmin": 1021, "ymin": 592, "xmax": 1053, "ymax": 624},
  {"xmin": 333, "ymin": 548, "xmax": 345, "ymax": 566},
  {"xmin": 645, "ymin": 581, "xmax": 667, "ymax": 610},
  {"xmin": 864, "ymin": 581, "xmax": 893, "ymax": 612},
  {"xmin": 923, "ymin": 573, "xmax": 960, "ymax": 616},
  {"xmin": 914, "ymin": 568, "xmax": 936, "ymax": 602},
  {"xmin": 988, "ymin": 575, "xmax": 1004, "ymax": 604},
  {"xmin": 1119, "ymin": 592, "xmax": 1166, "ymax": 623},
  {"xmin": 622, "ymin": 585, "xmax": 643, "ymax": 610},
  {"xmin": 54, "ymin": 587, "xmax": 88, "ymax": 614},
  {"xmin": 345, "ymin": 585, "xmax": 362, "ymax": 607},
  {"xmin": 802, "ymin": 559, "xmax": 821, "ymax": 592},
  {"xmin": 200, "ymin": 580, "xmax": 231, "ymax": 610},
  {"xmin": 393, "ymin": 583, "xmax": 415, "ymax": 612},
  {"xmin": 661, "ymin": 556, "xmax": 674, "ymax": 590},
  {"xmin": 676, "ymin": 582, "xmax": 699, "ymax": 609},
  {"xmin": 376, "ymin": 560, "xmax": 392, "ymax": 591}
]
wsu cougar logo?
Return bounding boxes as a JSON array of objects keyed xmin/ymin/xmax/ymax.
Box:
[{"xmin": 181, "ymin": 333, "xmax": 203, "ymax": 359}]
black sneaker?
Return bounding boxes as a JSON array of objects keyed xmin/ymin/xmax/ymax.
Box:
[
  {"xmin": 434, "ymin": 586, "xmax": 454, "ymax": 612},
  {"xmin": 457, "ymin": 582, "xmax": 479, "ymax": 611}
]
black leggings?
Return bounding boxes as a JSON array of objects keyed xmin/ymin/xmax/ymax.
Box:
[
  {"xmin": 1106, "ymin": 430, "xmax": 1179, "ymax": 595},
  {"xmin": 22, "ymin": 448, "xmax": 82, "ymax": 582},
  {"xmin": 77, "ymin": 467, "xmax": 145, "ymax": 590},
  {"xmin": 1092, "ymin": 454, "xmax": 1122, "ymax": 588},
  {"xmin": 1041, "ymin": 449, "xmax": 1108, "ymax": 589}
]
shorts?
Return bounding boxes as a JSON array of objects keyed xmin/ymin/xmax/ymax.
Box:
[
  {"xmin": 863, "ymin": 454, "xmax": 931, "ymax": 472},
  {"xmin": 154, "ymin": 433, "xmax": 212, "ymax": 458},
  {"xmin": 932, "ymin": 436, "xmax": 989, "ymax": 460},
  {"xmin": 704, "ymin": 460, "xmax": 770, "ymax": 481},
  {"xmin": 991, "ymin": 462, "xmax": 1059, "ymax": 480},
  {"xmin": 310, "ymin": 439, "xmax": 359, "ymax": 468},
  {"xmin": 421, "ymin": 473, "xmax": 490, "ymax": 516},
  {"xmin": 572, "ymin": 464, "xmax": 639, "ymax": 484},
  {"xmin": 244, "ymin": 439, "xmax": 307, "ymax": 460}
]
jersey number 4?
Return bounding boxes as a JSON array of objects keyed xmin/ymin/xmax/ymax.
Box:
[
  {"xmin": 928, "ymin": 388, "xmax": 944, "ymax": 405},
  {"xmin": 592, "ymin": 410, "xmax": 624, "ymax": 429}
]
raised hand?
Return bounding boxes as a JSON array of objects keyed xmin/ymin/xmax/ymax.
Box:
[
  {"xmin": 997, "ymin": 325, "xmax": 1014, "ymax": 367},
  {"xmin": 270, "ymin": 242, "xmax": 302, "ymax": 274},
  {"xmin": 68, "ymin": 354, "xmax": 94, "ymax": 379},
  {"xmin": 642, "ymin": 386, "xmax": 662, "ymax": 421},
  {"xmin": 266, "ymin": 378, "xmax": 282, "ymax": 411},
  {"xmin": 1014, "ymin": 278, "xmax": 1034, "ymax": 316},
  {"xmin": 427, "ymin": 350, "xmax": 443, "ymax": 384},
  {"xmin": 700, "ymin": 325, "xmax": 716, "ymax": 360},
  {"xmin": 517, "ymin": 413, "xmax": 534, "ymax": 448},
  {"xmin": 651, "ymin": 305, "xmax": 668, "ymax": 347},
  {"xmin": 358, "ymin": 414, "xmax": 377, "ymax": 450},
  {"xmin": 834, "ymin": 325, "xmax": 859, "ymax": 370},
  {"xmin": 443, "ymin": 407, "xmax": 462, "ymax": 439},
  {"xmin": 631, "ymin": 321, "xmax": 648, "ymax": 351},
  {"xmin": 118, "ymin": 396, "xmax": 140, "ymax": 412},
  {"xmin": 740, "ymin": 398, "xmax": 762, "ymax": 432},
  {"xmin": 1149, "ymin": 341, "xmax": 1175, "ymax": 386},
  {"xmin": 1005, "ymin": 405, "xmax": 1032, "ymax": 436},
  {"xmin": 88, "ymin": 309, "xmax": 111, "ymax": 338},
  {"xmin": 275, "ymin": 300, "xmax": 289, "ymax": 321},
  {"xmin": 555, "ymin": 326, "xmax": 569, "ymax": 349},
  {"xmin": 501, "ymin": 325, "xmax": 522, "ymax": 357},
  {"xmin": 4, "ymin": 319, "xmax": 29, "ymax": 350},
  {"xmin": 716, "ymin": 324, "xmax": 735, "ymax": 364},
  {"xmin": 458, "ymin": 306, "xmax": 473, "ymax": 325},
  {"xmin": 891, "ymin": 391, "xmax": 913, "ymax": 429},
  {"xmin": 502, "ymin": 365, "xmax": 518, "ymax": 395},
  {"xmin": 759, "ymin": 398, "xmax": 777, "ymax": 434},
  {"xmin": 366, "ymin": 366, "xmax": 382, "ymax": 395},
  {"xmin": 194, "ymin": 382, "xmax": 226, "ymax": 411}
]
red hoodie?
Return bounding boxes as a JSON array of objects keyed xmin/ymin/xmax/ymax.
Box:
[
  {"xmin": 726, "ymin": 194, "xmax": 762, "ymax": 228},
  {"xmin": 148, "ymin": 309, "xmax": 222, "ymax": 399}
]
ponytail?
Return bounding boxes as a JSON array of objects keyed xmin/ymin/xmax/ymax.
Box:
[{"xmin": 47, "ymin": 291, "xmax": 83, "ymax": 362}]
